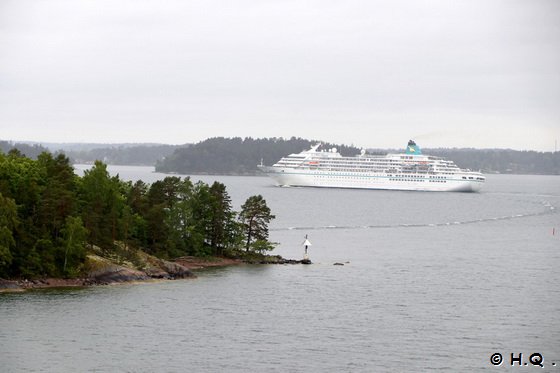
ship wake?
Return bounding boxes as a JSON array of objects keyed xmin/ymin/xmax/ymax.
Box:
[{"xmin": 271, "ymin": 201, "xmax": 556, "ymax": 232}]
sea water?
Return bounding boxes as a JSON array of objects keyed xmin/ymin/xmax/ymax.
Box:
[{"xmin": 1, "ymin": 166, "xmax": 559, "ymax": 372}]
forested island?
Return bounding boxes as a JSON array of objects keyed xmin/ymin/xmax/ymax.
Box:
[
  {"xmin": 0, "ymin": 149, "xmax": 278, "ymax": 287},
  {"xmin": 155, "ymin": 137, "xmax": 360, "ymax": 175},
  {"xmin": 67, "ymin": 144, "xmax": 180, "ymax": 165},
  {"xmin": 156, "ymin": 137, "xmax": 560, "ymax": 175}
]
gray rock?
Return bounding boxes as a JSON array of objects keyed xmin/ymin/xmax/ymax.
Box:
[
  {"xmin": 158, "ymin": 260, "xmax": 195, "ymax": 279},
  {"xmin": 0, "ymin": 278, "xmax": 21, "ymax": 290},
  {"xmin": 91, "ymin": 267, "xmax": 150, "ymax": 284}
]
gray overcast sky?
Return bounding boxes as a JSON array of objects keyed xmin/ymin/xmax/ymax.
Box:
[{"xmin": 1, "ymin": 0, "xmax": 559, "ymax": 151}]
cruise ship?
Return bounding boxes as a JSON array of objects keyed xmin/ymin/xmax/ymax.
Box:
[{"xmin": 258, "ymin": 140, "xmax": 485, "ymax": 192}]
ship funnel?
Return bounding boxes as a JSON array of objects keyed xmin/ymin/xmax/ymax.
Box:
[{"xmin": 405, "ymin": 140, "xmax": 422, "ymax": 155}]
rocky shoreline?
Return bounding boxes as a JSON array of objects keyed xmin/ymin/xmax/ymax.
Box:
[
  {"xmin": 0, "ymin": 254, "xmax": 311, "ymax": 293},
  {"xmin": 243, "ymin": 255, "xmax": 312, "ymax": 265},
  {"xmin": 0, "ymin": 254, "xmax": 197, "ymax": 293}
]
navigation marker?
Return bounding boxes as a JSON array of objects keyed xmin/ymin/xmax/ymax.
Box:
[{"xmin": 302, "ymin": 235, "xmax": 312, "ymax": 264}]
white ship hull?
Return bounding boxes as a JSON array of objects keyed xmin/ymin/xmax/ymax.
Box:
[
  {"xmin": 261, "ymin": 167, "xmax": 483, "ymax": 192},
  {"xmin": 259, "ymin": 141, "xmax": 485, "ymax": 193}
]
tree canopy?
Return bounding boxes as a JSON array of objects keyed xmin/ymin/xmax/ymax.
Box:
[
  {"xmin": 0, "ymin": 150, "xmax": 276, "ymax": 279},
  {"xmin": 239, "ymin": 195, "xmax": 276, "ymax": 253}
]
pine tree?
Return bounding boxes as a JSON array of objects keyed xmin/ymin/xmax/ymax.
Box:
[
  {"xmin": 208, "ymin": 181, "xmax": 237, "ymax": 255},
  {"xmin": 239, "ymin": 195, "xmax": 275, "ymax": 252},
  {"xmin": 0, "ymin": 193, "xmax": 18, "ymax": 277}
]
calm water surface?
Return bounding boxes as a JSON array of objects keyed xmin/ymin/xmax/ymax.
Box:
[{"xmin": 1, "ymin": 166, "xmax": 559, "ymax": 372}]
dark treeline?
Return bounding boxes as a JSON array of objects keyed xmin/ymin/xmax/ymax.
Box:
[
  {"xmin": 68, "ymin": 144, "xmax": 181, "ymax": 165},
  {"xmin": 0, "ymin": 141, "xmax": 50, "ymax": 160},
  {"xmin": 156, "ymin": 137, "xmax": 361, "ymax": 174},
  {"xmin": 1, "ymin": 140, "xmax": 180, "ymax": 166},
  {"xmin": 0, "ymin": 149, "xmax": 275, "ymax": 279},
  {"xmin": 423, "ymin": 148, "xmax": 560, "ymax": 175}
]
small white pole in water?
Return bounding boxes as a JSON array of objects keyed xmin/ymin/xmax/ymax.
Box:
[{"xmin": 302, "ymin": 234, "xmax": 312, "ymax": 261}]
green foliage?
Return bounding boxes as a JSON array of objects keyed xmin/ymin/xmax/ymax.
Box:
[
  {"xmin": 0, "ymin": 150, "xmax": 277, "ymax": 279},
  {"xmin": 18, "ymin": 246, "xmax": 45, "ymax": 278},
  {"xmin": 239, "ymin": 195, "xmax": 275, "ymax": 252},
  {"xmin": 31, "ymin": 239, "xmax": 57, "ymax": 277},
  {"xmin": 208, "ymin": 182, "xmax": 238, "ymax": 255},
  {"xmin": 60, "ymin": 216, "xmax": 88, "ymax": 276},
  {"xmin": 187, "ymin": 181, "xmax": 214, "ymax": 255},
  {"xmin": 80, "ymin": 161, "xmax": 124, "ymax": 249},
  {"xmin": 249, "ymin": 239, "xmax": 276, "ymax": 254},
  {"xmin": 0, "ymin": 238, "xmax": 13, "ymax": 277},
  {"xmin": 36, "ymin": 153, "xmax": 78, "ymax": 239},
  {"xmin": 0, "ymin": 193, "xmax": 18, "ymax": 276}
]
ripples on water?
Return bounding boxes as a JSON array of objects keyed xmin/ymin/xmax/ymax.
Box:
[{"xmin": 2, "ymin": 167, "xmax": 559, "ymax": 372}]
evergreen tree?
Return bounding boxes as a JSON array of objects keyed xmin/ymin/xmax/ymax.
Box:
[
  {"xmin": 0, "ymin": 193, "xmax": 18, "ymax": 277},
  {"xmin": 0, "ymin": 150, "xmax": 279, "ymax": 279},
  {"xmin": 126, "ymin": 180, "xmax": 149, "ymax": 247},
  {"xmin": 208, "ymin": 181, "xmax": 237, "ymax": 255},
  {"xmin": 188, "ymin": 181, "xmax": 214, "ymax": 256},
  {"xmin": 0, "ymin": 150, "xmax": 47, "ymax": 276},
  {"xmin": 165, "ymin": 178, "xmax": 195, "ymax": 257},
  {"xmin": 79, "ymin": 161, "xmax": 123, "ymax": 250},
  {"xmin": 239, "ymin": 195, "xmax": 275, "ymax": 252},
  {"xmin": 144, "ymin": 177, "xmax": 184, "ymax": 256},
  {"xmin": 37, "ymin": 153, "xmax": 77, "ymax": 240}
]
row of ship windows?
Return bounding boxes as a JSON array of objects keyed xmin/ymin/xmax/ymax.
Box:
[
  {"xmin": 309, "ymin": 176, "xmax": 429, "ymax": 183},
  {"xmin": 282, "ymin": 164, "xmax": 458, "ymax": 173},
  {"xmin": 280, "ymin": 163, "xmax": 458, "ymax": 171},
  {"xmin": 303, "ymin": 161, "xmax": 441, "ymax": 166},
  {"xmin": 299, "ymin": 171, "xmax": 456, "ymax": 177},
  {"xmin": 300, "ymin": 169, "xmax": 456, "ymax": 177},
  {"xmin": 280, "ymin": 159, "xmax": 449, "ymax": 165},
  {"xmin": 306, "ymin": 175, "xmax": 450, "ymax": 183},
  {"xmin": 390, "ymin": 174, "xmax": 425, "ymax": 178},
  {"xmin": 286, "ymin": 164, "xmax": 452, "ymax": 170},
  {"xmin": 311, "ymin": 176, "xmax": 376, "ymax": 182}
]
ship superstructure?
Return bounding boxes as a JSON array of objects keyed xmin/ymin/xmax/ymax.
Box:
[{"xmin": 258, "ymin": 140, "xmax": 485, "ymax": 192}]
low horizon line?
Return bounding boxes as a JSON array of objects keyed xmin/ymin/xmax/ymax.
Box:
[{"xmin": 1, "ymin": 137, "xmax": 557, "ymax": 153}]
